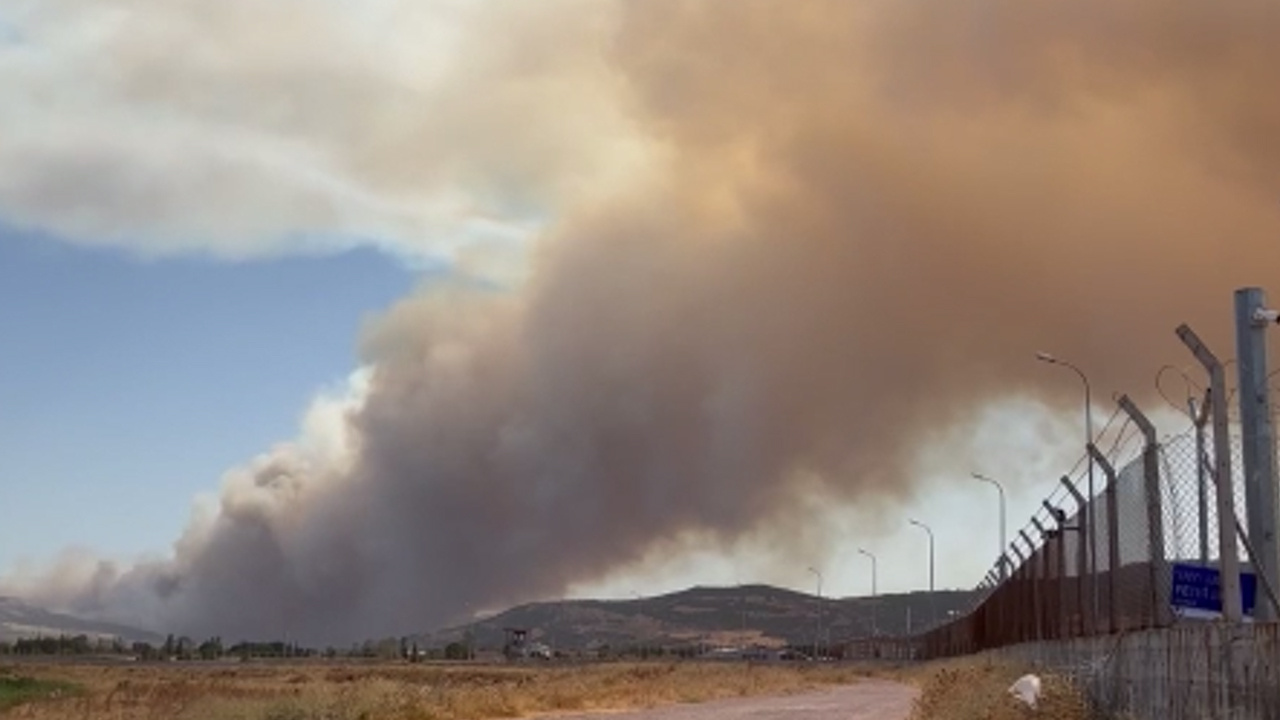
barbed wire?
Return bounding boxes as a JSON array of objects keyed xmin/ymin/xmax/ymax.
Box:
[
  {"xmin": 1155, "ymin": 358, "xmax": 1280, "ymax": 426},
  {"xmin": 1108, "ymin": 421, "xmax": 1143, "ymax": 464},
  {"xmin": 1155, "ymin": 364, "xmax": 1204, "ymax": 419}
]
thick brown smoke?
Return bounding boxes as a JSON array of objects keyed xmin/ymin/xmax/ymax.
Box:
[{"xmin": 12, "ymin": 0, "xmax": 1280, "ymax": 642}]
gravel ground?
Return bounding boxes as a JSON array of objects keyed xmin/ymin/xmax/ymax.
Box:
[{"xmin": 555, "ymin": 681, "xmax": 917, "ymax": 720}]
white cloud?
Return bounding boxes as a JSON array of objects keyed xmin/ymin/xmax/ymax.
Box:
[{"xmin": 0, "ymin": 0, "xmax": 652, "ymax": 277}]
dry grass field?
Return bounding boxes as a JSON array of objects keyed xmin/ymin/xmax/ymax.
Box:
[{"xmin": 0, "ymin": 660, "xmax": 877, "ymax": 719}]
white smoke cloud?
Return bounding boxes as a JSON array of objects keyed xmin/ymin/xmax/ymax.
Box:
[{"xmin": 0, "ymin": 0, "xmax": 651, "ymax": 280}]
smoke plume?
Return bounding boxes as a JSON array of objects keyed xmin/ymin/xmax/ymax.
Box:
[{"xmin": 6, "ymin": 0, "xmax": 1280, "ymax": 642}]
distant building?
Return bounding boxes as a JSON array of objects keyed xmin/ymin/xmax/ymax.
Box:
[{"xmin": 502, "ymin": 628, "xmax": 552, "ymax": 660}]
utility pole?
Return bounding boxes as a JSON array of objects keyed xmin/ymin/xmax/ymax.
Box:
[
  {"xmin": 1236, "ymin": 287, "xmax": 1280, "ymax": 621},
  {"xmin": 807, "ymin": 567, "xmax": 823, "ymax": 659}
]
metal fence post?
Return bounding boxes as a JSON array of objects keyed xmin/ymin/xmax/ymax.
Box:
[
  {"xmin": 999, "ymin": 552, "xmax": 1012, "ymax": 640},
  {"xmin": 1015, "ymin": 533, "xmax": 1027, "ymax": 642},
  {"xmin": 1089, "ymin": 444, "xmax": 1121, "ymax": 634},
  {"xmin": 1044, "ymin": 500, "xmax": 1070, "ymax": 639},
  {"xmin": 1235, "ymin": 287, "xmax": 1280, "ymax": 623},
  {"xmin": 1118, "ymin": 395, "xmax": 1172, "ymax": 628},
  {"xmin": 1011, "ymin": 544, "xmax": 1027, "ymax": 643},
  {"xmin": 1177, "ymin": 323, "xmax": 1244, "ymax": 622},
  {"xmin": 993, "ymin": 566, "xmax": 1003, "ymax": 645},
  {"xmin": 1019, "ymin": 546, "xmax": 1033, "ymax": 642},
  {"xmin": 1061, "ymin": 475, "xmax": 1092, "ymax": 635},
  {"xmin": 1020, "ymin": 529, "xmax": 1041, "ymax": 640},
  {"xmin": 1190, "ymin": 393, "xmax": 1212, "ymax": 566},
  {"xmin": 998, "ymin": 562, "xmax": 1011, "ymax": 646},
  {"xmin": 1032, "ymin": 517, "xmax": 1051, "ymax": 639},
  {"xmin": 986, "ymin": 572, "xmax": 999, "ymax": 648}
]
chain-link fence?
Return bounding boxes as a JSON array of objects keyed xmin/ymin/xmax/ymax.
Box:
[{"xmin": 909, "ymin": 392, "xmax": 1274, "ymax": 661}]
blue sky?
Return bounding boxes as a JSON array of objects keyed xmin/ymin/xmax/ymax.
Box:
[{"xmin": 0, "ymin": 227, "xmax": 422, "ymax": 572}]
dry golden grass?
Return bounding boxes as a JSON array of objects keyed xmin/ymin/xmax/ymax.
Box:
[
  {"xmin": 0, "ymin": 660, "xmax": 875, "ymax": 719},
  {"xmin": 899, "ymin": 659, "xmax": 1095, "ymax": 720}
]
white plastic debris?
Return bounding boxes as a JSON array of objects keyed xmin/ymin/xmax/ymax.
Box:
[{"xmin": 1008, "ymin": 673, "xmax": 1042, "ymax": 709}]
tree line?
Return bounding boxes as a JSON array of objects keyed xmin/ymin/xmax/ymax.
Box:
[
  {"xmin": 0, "ymin": 633, "xmax": 474, "ymax": 662},
  {"xmin": 0, "ymin": 635, "xmax": 839, "ymax": 662},
  {"xmin": 0, "ymin": 635, "xmax": 125, "ymax": 656}
]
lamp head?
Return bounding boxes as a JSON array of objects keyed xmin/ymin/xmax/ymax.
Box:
[{"xmin": 1254, "ymin": 307, "xmax": 1280, "ymax": 325}]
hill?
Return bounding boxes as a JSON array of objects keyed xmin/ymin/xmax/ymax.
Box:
[
  {"xmin": 0, "ymin": 596, "xmax": 161, "ymax": 643},
  {"xmin": 419, "ymin": 584, "xmax": 978, "ymax": 651}
]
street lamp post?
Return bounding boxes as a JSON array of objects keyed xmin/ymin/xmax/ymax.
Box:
[
  {"xmin": 735, "ymin": 576, "xmax": 747, "ymax": 642},
  {"xmin": 1035, "ymin": 351, "xmax": 1097, "ymax": 619},
  {"xmin": 857, "ymin": 548, "xmax": 877, "ymax": 596},
  {"xmin": 857, "ymin": 548, "xmax": 878, "ymax": 637},
  {"xmin": 807, "ymin": 567, "xmax": 823, "ymax": 659},
  {"xmin": 631, "ymin": 591, "xmax": 645, "ymax": 656},
  {"xmin": 909, "ymin": 519, "xmax": 935, "ymax": 626},
  {"xmin": 971, "ymin": 473, "xmax": 1007, "ymax": 581}
]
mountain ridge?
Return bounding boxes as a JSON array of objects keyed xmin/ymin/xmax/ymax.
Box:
[
  {"xmin": 418, "ymin": 583, "xmax": 979, "ymax": 651},
  {"xmin": 0, "ymin": 596, "xmax": 162, "ymax": 644}
]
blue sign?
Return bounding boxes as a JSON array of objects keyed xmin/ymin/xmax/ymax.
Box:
[{"xmin": 1170, "ymin": 563, "xmax": 1257, "ymax": 617}]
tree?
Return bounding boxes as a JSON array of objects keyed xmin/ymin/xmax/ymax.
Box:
[
  {"xmin": 132, "ymin": 642, "xmax": 158, "ymax": 661},
  {"xmin": 175, "ymin": 636, "xmax": 196, "ymax": 660},
  {"xmin": 163, "ymin": 634, "xmax": 176, "ymax": 659},
  {"xmin": 198, "ymin": 637, "xmax": 223, "ymax": 661},
  {"xmin": 373, "ymin": 637, "xmax": 400, "ymax": 660},
  {"xmin": 68, "ymin": 635, "xmax": 91, "ymax": 655},
  {"xmin": 444, "ymin": 642, "xmax": 468, "ymax": 660}
]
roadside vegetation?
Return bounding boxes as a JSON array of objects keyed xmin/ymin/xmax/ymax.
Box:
[
  {"xmin": 904, "ymin": 659, "xmax": 1094, "ymax": 720},
  {"xmin": 0, "ymin": 674, "xmax": 82, "ymax": 712},
  {"xmin": 0, "ymin": 660, "xmax": 873, "ymax": 719}
]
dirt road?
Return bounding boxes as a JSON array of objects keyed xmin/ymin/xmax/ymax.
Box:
[{"xmin": 559, "ymin": 681, "xmax": 918, "ymax": 720}]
